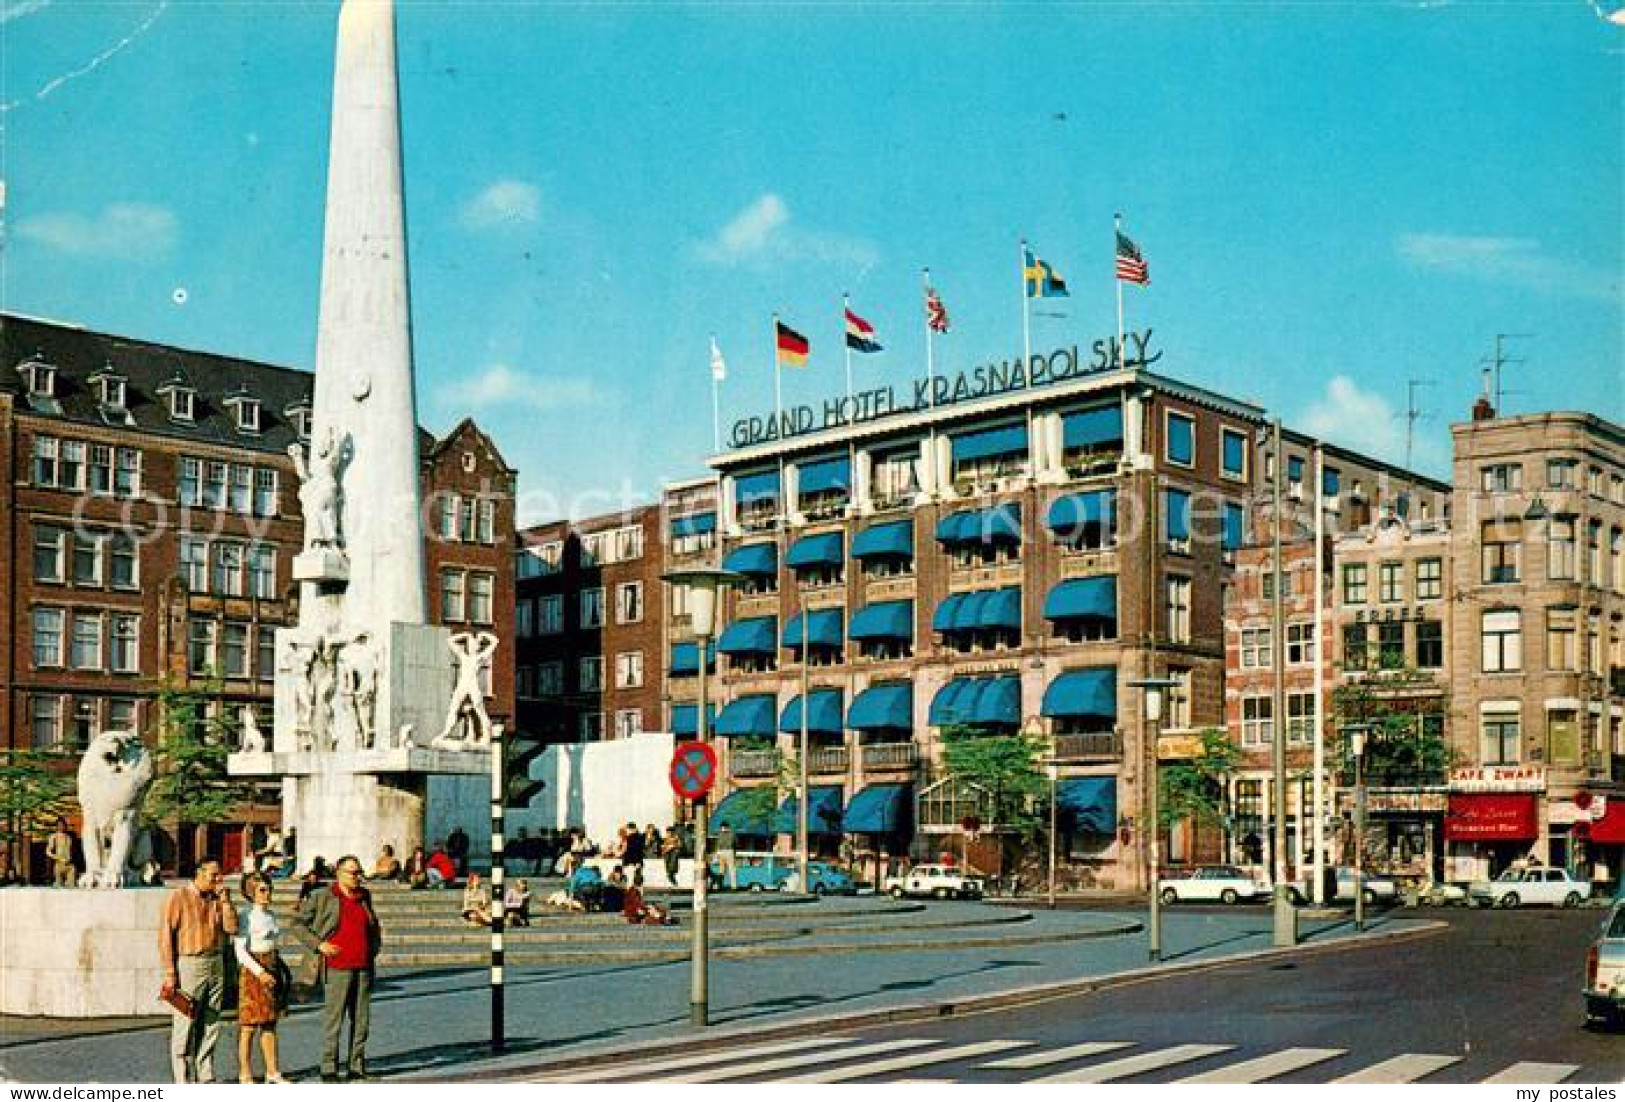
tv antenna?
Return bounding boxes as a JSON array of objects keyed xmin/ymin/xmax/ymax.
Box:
[
  {"xmin": 1404, "ymin": 378, "xmax": 1436, "ymax": 473},
  {"xmin": 1479, "ymin": 333, "xmax": 1533, "ymax": 414}
]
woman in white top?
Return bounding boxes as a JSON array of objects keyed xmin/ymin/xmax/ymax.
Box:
[{"xmin": 235, "ymin": 873, "xmax": 290, "ymax": 1083}]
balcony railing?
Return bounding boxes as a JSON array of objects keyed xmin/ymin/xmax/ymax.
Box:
[
  {"xmin": 730, "ymin": 750, "xmax": 778, "ymax": 778},
  {"xmin": 860, "ymin": 742, "xmax": 919, "ymax": 770},
  {"xmin": 1052, "ymin": 732, "xmax": 1122, "ymax": 762},
  {"xmin": 809, "ymin": 746, "xmax": 850, "ymax": 774}
]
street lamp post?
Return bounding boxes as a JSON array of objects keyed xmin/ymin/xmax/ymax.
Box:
[
  {"xmin": 1348, "ymin": 724, "xmax": 1370, "ymax": 933},
  {"xmin": 1047, "ymin": 758, "xmax": 1059, "ymax": 910},
  {"xmin": 1129, "ymin": 675, "xmax": 1178, "ymax": 963},
  {"xmin": 798, "ymin": 596, "xmax": 810, "ymax": 894},
  {"xmin": 660, "ymin": 565, "xmax": 741, "ymax": 1028}
]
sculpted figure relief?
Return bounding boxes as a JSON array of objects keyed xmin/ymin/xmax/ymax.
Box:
[
  {"xmin": 76, "ymin": 731, "xmax": 156, "ymax": 889},
  {"xmin": 288, "ymin": 428, "xmax": 344, "ymax": 551},
  {"xmin": 288, "ymin": 634, "xmax": 343, "ymax": 751},
  {"xmin": 336, "ymin": 631, "xmax": 379, "ymax": 750},
  {"xmin": 432, "ymin": 631, "xmax": 499, "ymax": 749}
]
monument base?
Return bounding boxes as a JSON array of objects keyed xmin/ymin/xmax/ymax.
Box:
[{"xmin": 1, "ymin": 888, "xmax": 168, "ymax": 1018}]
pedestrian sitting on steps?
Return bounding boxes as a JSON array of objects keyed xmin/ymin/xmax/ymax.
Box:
[
  {"xmin": 504, "ymin": 879, "xmax": 532, "ymax": 926},
  {"xmin": 621, "ymin": 881, "xmax": 673, "ymax": 926},
  {"xmin": 460, "ymin": 872, "xmax": 491, "ymax": 927}
]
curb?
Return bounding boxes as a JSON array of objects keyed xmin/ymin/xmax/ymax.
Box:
[{"xmin": 421, "ymin": 918, "xmax": 1447, "ymax": 1083}]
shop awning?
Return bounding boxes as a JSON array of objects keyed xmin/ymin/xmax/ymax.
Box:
[
  {"xmin": 721, "ymin": 542, "xmax": 777, "ymax": 577},
  {"xmin": 734, "ymin": 468, "xmax": 781, "ymax": 506},
  {"xmin": 775, "ymin": 786, "xmax": 846, "ymax": 834},
  {"xmin": 669, "ymin": 641, "xmax": 715, "ymax": 675},
  {"xmin": 1062, "ymin": 405, "xmax": 1123, "ymax": 450},
  {"xmin": 934, "ymin": 589, "xmax": 1021, "ymax": 633},
  {"xmin": 933, "ymin": 592, "xmax": 972, "ymax": 632},
  {"xmin": 779, "ymin": 689, "xmax": 845, "ymax": 735},
  {"xmin": 950, "ymin": 422, "xmax": 1028, "ymax": 464},
  {"xmin": 930, "ymin": 676, "xmax": 1020, "ymax": 728},
  {"xmin": 935, "ymin": 504, "xmax": 1021, "ymax": 546},
  {"xmin": 847, "ymin": 682, "xmax": 913, "ymax": 731},
  {"xmin": 782, "ymin": 608, "xmax": 844, "ymax": 649},
  {"xmin": 1444, "ymin": 794, "xmax": 1539, "ymax": 841},
  {"xmin": 1041, "ymin": 668, "xmax": 1118, "ymax": 721},
  {"xmin": 669, "ymin": 703, "xmax": 717, "ymax": 737},
  {"xmin": 785, "ymin": 531, "xmax": 845, "ymax": 568},
  {"xmin": 1046, "ymin": 491, "xmax": 1115, "ymax": 536},
  {"xmin": 670, "ymin": 511, "xmax": 716, "ymax": 538},
  {"xmin": 852, "ymin": 519, "xmax": 914, "ymax": 559},
  {"xmin": 1057, "ymin": 777, "xmax": 1118, "ymax": 834},
  {"xmin": 717, "ymin": 616, "xmax": 778, "ymax": 655},
  {"xmin": 849, "ymin": 600, "xmax": 914, "ymax": 642},
  {"xmin": 714, "ymin": 694, "xmax": 779, "ymax": 738},
  {"xmin": 1590, "ymin": 801, "xmax": 1625, "ymax": 845},
  {"xmin": 1043, "ymin": 577, "xmax": 1117, "ymax": 622},
  {"xmin": 843, "ymin": 783, "xmax": 912, "ymax": 833},
  {"xmin": 712, "ymin": 788, "xmax": 773, "ymax": 835},
  {"xmin": 797, "ymin": 455, "xmax": 851, "ymax": 496}
]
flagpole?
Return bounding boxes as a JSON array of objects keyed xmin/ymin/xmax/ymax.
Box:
[
  {"xmin": 922, "ymin": 268, "xmax": 937, "ymax": 408},
  {"xmin": 1115, "ymin": 214, "xmax": 1126, "ymax": 370},
  {"xmin": 709, "ymin": 335, "xmax": 722, "ymax": 454},
  {"xmin": 771, "ymin": 313, "xmax": 783, "ymax": 432},
  {"xmin": 842, "ymin": 293, "xmax": 854, "ymax": 411},
  {"xmin": 1020, "ymin": 238, "xmax": 1032, "ymax": 372}
]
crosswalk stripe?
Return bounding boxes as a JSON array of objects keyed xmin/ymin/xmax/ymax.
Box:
[
  {"xmin": 777, "ymin": 1040, "xmax": 1033, "ymax": 1083},
  {"xmin": 651, "ymin": 1038, "xmax": 940, "ymax": 1083},
  {"xmin": 1029, "ymin": 1044, "xmax": 1235, "ymax": 1084},
  {"xmin": 983, "ymin": 1041, "xmax": 1135, "ymax": 1070},
  {"xmin": 1482, "ymin": 1062, "xmax": 1580, "ymax": 1084},
  {"xmin": 1176, "ymin": 1047, "xmax": 1346, "ymax": 1083},
  {"xmin": 1332, "ymin": 1054, "xmax": 1462, "ymax": 1084},
  {"xmin": 547, "ymin": 1035, "xmax": 856, "ymax": 1082}
]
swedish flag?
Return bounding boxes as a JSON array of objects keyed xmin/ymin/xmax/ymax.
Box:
[{"xmin": 1023, "ymin": 245, "xmax": 1069, "ymax": 298}]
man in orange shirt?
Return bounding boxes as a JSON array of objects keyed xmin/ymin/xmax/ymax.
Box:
[{"xmin": 158, "ymin": 858, "xmax": 238, "ymax": 1083}]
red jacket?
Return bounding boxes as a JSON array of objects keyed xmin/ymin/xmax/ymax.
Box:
[{"xmin": 428, "ymin": 851, "xmax": 455, "ymax": 881}]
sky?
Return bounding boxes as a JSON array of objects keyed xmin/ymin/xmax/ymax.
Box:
[{"xmin": 2, "ymin": 0, "xmax": 1621, "ymax": 524}]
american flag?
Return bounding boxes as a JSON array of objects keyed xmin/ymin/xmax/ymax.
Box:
[
  {"xmin": 926, "ymin": 288, "xmax": 950, "ymax": 333},
  {"xmin": 1115, "ymin": 231, "xmax": 1150, "ymax": 285}
]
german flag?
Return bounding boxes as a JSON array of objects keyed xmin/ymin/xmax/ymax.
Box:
[{"xmin": 775, "ymin": 321, "xmax": 810, "ymax": 367}]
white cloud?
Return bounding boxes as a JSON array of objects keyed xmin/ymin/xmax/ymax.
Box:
[
  {"xmin": 16, "ymin": 202, "xmax": 176, "ymax": 257},
  {"xmin": 1396, "ymin": 232, "xmax": 1617, "ymax": 301},
  {"xmin": 448, "ymin": 362, "xmax": 601, "ymax": 411},
  {"xmin": 459, "ymin": 179, "xmax": 540, "ymax": 230},
  {"xmin": 697, "ymin": 192, "xmax": 877, "ymax": 268},
  {"xmin": 1298, "ymin": 375, "xmax": 1408, "ymax": 461},
  {"xmin": 1, "ymin": 1, "xmax": 54, "ymax": 25}
]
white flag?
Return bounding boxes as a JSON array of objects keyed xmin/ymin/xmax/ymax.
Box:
[{"xmin": 710, "ymin": 336, "xmax": 727, "ymax": 382}]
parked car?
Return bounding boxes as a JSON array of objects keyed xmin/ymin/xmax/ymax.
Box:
[
  {"xmin": 1158, "ymin": 865, "xmax": 1272, "ymax": 905},
  {"xmin": 785, "ymin": 861, "xmax": 858, "ymax": 896},
  {"xmin": 1285, "ymin": 867, "xmax": 1399, "ymax": 905},
  {"xmin": 712, "ymin": 853, "xmax": 857, "ymax": 895},
  {"xmin": 1584, "ymin": 899, "xmax": 1625, "ymax": 1026},
  {"xmin": 1469, "ymin": 866, "xmax": 1593, "ymax": 909},
  {"xmin": 883, "ymin": 863, "xmax": 985, "ymax": 900},
  {"xmin": 1418, "ymin": 881, "xmax": 1469, "ymax": 907}
]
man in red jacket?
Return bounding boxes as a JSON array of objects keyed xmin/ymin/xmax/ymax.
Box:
[
  {"xmin": 291, "ymin": 855, "xmax": 382, "ymax": 1082},
  {"xmin": 425, "ymin": 846, "xmax": 455, "ymax": 887}
]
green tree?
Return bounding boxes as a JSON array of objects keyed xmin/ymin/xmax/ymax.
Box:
[
  {"xmin": 1158, "ymin": 727, "xmax": 1240, "ymax": 831},
  {"xmin": 145, "ymin": 679, "xmax": 253, "ymax": 845},
  {"xmin": 1329, "ymin": 670, "xmax": 1454, "ymax": 786},
  {"xmin": 940, "ymin": 726, "xmax": 1051, "ymax": 843},
  {"xmin": 0, "ymin": 750, "xmax": 76, "ymax": 864},
  {"xmin": 723, "ymin": 738, "xmax": 799, "ymax": 834}
]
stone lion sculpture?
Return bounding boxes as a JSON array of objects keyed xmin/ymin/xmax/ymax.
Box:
[{"xmin": 76, "ymin": 730, "xmax": 156, "ymax": 889}]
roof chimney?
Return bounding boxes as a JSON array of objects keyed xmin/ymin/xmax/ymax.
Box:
[{"xmin": 1471, "ymin": 366, "xmax": 1496, "ymax": 422}]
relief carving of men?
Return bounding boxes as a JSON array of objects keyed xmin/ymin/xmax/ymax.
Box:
[
  {"xmin": 288, "ymin": 634, "xmax": 342, "ymax": 751},
  {"xmin": 288, "ymin": 428, "xmax": 344, "ymax": 551},
  {"xmin": 337, "ymin": 632, "xmax": 379, "ymax": 750},
  {"xmin": 432, "ymin": 631, "xmax": 499, "ymax": 749}
]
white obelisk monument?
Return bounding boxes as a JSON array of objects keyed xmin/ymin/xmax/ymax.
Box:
[{"xmin": 231, "ymin": 0, "xmax": 491, "ymax": 864}]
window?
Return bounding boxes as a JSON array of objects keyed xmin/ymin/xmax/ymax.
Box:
[
  {"xmin": 1240, "ymin": 627, "xmax": 1272, "ymax": 669},
  {"xmin": 1376, "ymin": 621, "xmax": 1405, "ymax": 668},
  {"xmin": 59, "ymin": 441, "xmax": 85, "ymax": 490},
  {"xmin": 1481, "ymin": 464, "xmax": 1522, "ymax": 493},
  {"xmin": 1286, "ymin": 622, "xmax": 1316, "ymax": 665},
  {"xmin": 581, "ymin": 587, "xmax": 605, "ymax": 629},
  {"xmin": 1287, "ymin": 455, "xmax": 1305, "ymax": 498},
  {"xmin": 1589, "ymin": 466, "xmax": 1605, "ymax": 498},
  {"xmin": 32, "ymin": 435, "xmax": 59, "ymax": 486},
  {"xmin": 1547, "ymin": 608, "xmax": 1579, "ymax": 671},
  {"xmin": 1342, "ymin": 564, "xmax": 1368, "ymax": 604},
  {"xmin": 213, "ymin": 543, "xmax": 245, "ymax": 597},
  {"xmin": 438, "ymin": 495, "xmax": 461, "ymax": 541},
  {"xmin": 1416, "ymin": 558, "xmax": 1442, "ymax": 600},
  {"xmin": 222, "ymin": 623, "xmax": 250, "ymax": 678},
  {"xmin": 1548, "ymin": 458, "xmax": 1578, "ymax": 489},
  {"xmin": 1220, "ymin": 428, "xmax": 1248, "ymax": 480},
  {"xmin": 1587, "ymin": 609, "xmax": 1603, "ymax": 673},
  {"xmin": 180, "ymin": 537, "xmax": 208, "ymax": 593},
  {"xmin": 615, "ymin": 526, "xmax": 643, "ymax": 562},
  {"xmin": 538, "ymin": 662, "xmax": 563, "ymax": 696},
  {"xmin": 440, "ymin": 571, "xmax": 466, "ymax": 621},
  {"xmin": 1481, "ymin": 521, "xmax": 1521, "ymax": 584},
  {"xmin": 169, "ymin": 388, "xmax": 195, "ymax": 421},
  {"xmin": 1614, "ymin": 528, "xmax": 1625, "ymax": 593},
  {"xmin": 249, "ymin": 545, "xmax": 276, "ymax": 600},
  {"xmin": 179, "ymin": 458, "xmax": 202, "ymax": 506},
  {"xmin": 1587, "ymin": 520, "xmax": 1604, "ymax": 585},
  {"xmin": 111, "ymin": 535, "xmax": 138, "ymax": 590},
  {"xmin": 32, "ymin": 608, "xmax": 64, "ymax": 667},
  {"xmin": 1221, "ymin": 503, "xmax": 1245, "ymax": 556},
  {"xmin": 1548, "ymin": 517, "xmax": 1577, "ymax": 580},
  {"xmin": 538, "ymin": 595, "xmax": 563, "ymax": 634},
  {"xmin": 872, "ymin": 448, "xmax": 921, "ymax": 506},
  {"xmin": 254, "ymin": 469, "xmax": 279, "ymax": 516},
  {"xmin": 1548, "ymin": 709, "xmax": 1581, "ymax": 766},
  {"xmin": 107, "ymin": 699, "xmax": 137, "ymax": 732},
  {"xmin": 73, "ymin": 535, "xmax": 104, "ymax": 587},
  {"xmin": 1378, "ymin": 561, "xmax": 1403, "ymax": 603},
  {"xmin": 515, "ymin": 665, "xmax": 535, "ymax": 698},
  {"xmin": 516, "ymin": 600, "xmax": 534, "ymax": 637},
  {"xmin": 89, "ymin": 445, "xmax": 114, "ymax": 495},
  {"xmin": 1166, "ymin": 576, "xmax": 1192, "ymax": 644},
  {"xmin": 469, "ymin": 573, "xmax": 494, "ymax": 625},
  {"xmin": 615, "ymin": 652, "xmax": 644, "ymax": 689},
  {"xmin": 188, "ymin": 618, "xmax": 218, "ymax": 675},
  {"xmin": 459, "ymin": 498, "xmax": 477, "ymax": 542},
  {"xmin": 1262, "ymin": 569, "xmax": 1292, "ymax": 601},
  {"xmin": 257, "ymin": 629, "xmax": 276, "ymax": 681},
  {"xmin": 33, "ymin": 526, "xmax": 65, "ymax": 583},
  {"xmin": 235, "ymin": 400, "xmax": 261, "ymax": 433},
  {"xmin": 1482, "ymin": 715, "xmax": 1521, "ymax": 766},
  {"xmin": 477, "ymin": 499, "xmax": 496, "ymax": 544},
  {"xmin": 1164, "ymin": 489, "xmax": 1191, "ymax": 552},
  {"xmin": 115, "ymin": 448, "xmax": 141, "ymax": 497},
  {"xmin": 616, "ymin": 582, "xmax": 644, "ymax": 625},
  {"xmin": 31, "ymin": 697, "xmax": 63, "ymax": 750},
  {"xmin": 614, "ymin": 709, "xmax": 643, "ymax": 739},
  {"xmin": 1482, "ymin": 609, "xmax": 1522, "ymax": 673},
  {"xmin": 110, "ymin": 614, "xmax": 139, "ymax": 673},
  {"xmin": 1343, "ymin": 623, "xmax": 1369, "ymax": 670},
  {"xmin": 580, "ymin": 712, "xmax": 605, "ymax": 741},
  {"xmin": 1242, "ymin": 696, "xmax": 1273, "ymax": 747},
  {"xmin": 203, "ymin": 462, "xmax": 228, "ymax": 509},
  {"xmin": 579, "ymin": 657, "xmax": 604, "ymax": 692},
  {"xmin": 1165, "ymin": 412, "xmax": 1195, "ymax": 467},
  {"xmin": 1167, "ymin": 668, "xmax": 1192, "ymax": 729},
  {"xmin": 535, "ymin": 542, "xmax": 564, "ymax": 576},
  {"xmin": 230, "ymin": 466, "xmax": 252, "ymax": 513},
  {"xmin": 1416, "ymin": 619, "xmax": 1443, "ymax": 669},
  {"xmin": 1286, "ymin": 692, "xmax": 1316, "ymax": 743}
]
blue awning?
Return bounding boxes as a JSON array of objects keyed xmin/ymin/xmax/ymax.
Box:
[
  {"xmin": 717, "ymin": 616, "xmax": 778, "ymax": 655},
  {"xmin": 1165, "ymin": 489, "xmax": 1190, "ymax": 542},
  {"xmin": 930, "ymin": 676, "xmax": 1021, "ymax": 728},
  {"xmin": 1041, "ymin": 668, "xmax": 1118, "ymax": 720},
  {"xmin": 849, "ymin": 600, "xmax": 913, "ymax": 642},
  {"xmin": 1056, "ymin": 777, "xmax": 1118, "ymax": 834},
  {"xmin": 1062, "ymin": 405, "xmax": 1123, "ymax": 450},
  {"xmin": 936, "ymin": 504, "xmax": 1021, "ymax": 546},
  {"xmin": 735, "ymin": 468, "xmax": 781, "ymax": 505},
  {"xmin": 798, "ymin": 455, "xmax": 851, "ymax": 496},
  {"xmin": 929, "ymin": 678, "xmax": 978, "ymax": 726},
  {"xmin": 670, "ymin": 511, "xmax": 716, "ymax": 538},
  {"xmin": 779, "ymin": 689, "xmax": 845, "ymax": 735},
  {"xmin": 932, "ymin": 592, "xmax": 968, "ymax": 633},
  {"xmin": 842, "ymin": 783, "xmax": 912, "ymax": 833},
  {"xmin": 1046, "ymin": 491, "xmax": 1115, "ymax": 535},
  {"xmin": 951, "ymin": 422, "xmax": 1029, "ymax": 464},
  {"xmin": 721, "ymin": 542, "xmax": 777, "ymax": 577},
  {"xmin": 852, "ymin": 519, "xmax": 914, "ymax": 559},
  {"xmin": 669, "ymin": 640, "xmax": 716, "ymax": 674},
  {"xmin": 785, "ymin": 531, "xmax": 844, "ymax": 569},
  {"xmin": 1043, "ymin": 577, "xmax": 1117, "ymax": 622},
  {"xmin": 937, "ymin": 589, "xmax": 1020, "ymax": 632},
  {"xmin": 847, "ymin": 682, "xmax": 913, "ymax": 731},
  {"xmin": 714, "ymin": 694, "xmax": 779, "ymax": 738},
  {"xmin": 782, "ymin": 608, "xmax": 843, "ymax": 649},
  {"xmin": 669, "ymin": 703, "xmax": 717, "ymax": 736},
  {"xmin": 712, "ymin": 788, "xmax": 773, "ymax": 835},
  {"xmin": 774, "ymin": 786, "xmax": 845, "ymax": 834}
]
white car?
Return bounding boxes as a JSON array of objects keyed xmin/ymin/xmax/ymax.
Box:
[
  {"xmin": 1159, "ymin": 865, "xmax": 1273, "ymax": 905},
  {"xmin": 1289, "ymin": 867, "xmax": 1399, "ymax": 905},
  {"xmin": 1469, "ymin": 866, "xmax": 1593, "ymax": 909},
  {"xmin": 884, "ymin": 864, "xmax": 984, "ymax": 900}
]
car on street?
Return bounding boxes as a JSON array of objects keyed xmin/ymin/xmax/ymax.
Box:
[
  {"xmin": 1286, "ymin": 867, "xmax": 1400, "ymax": 905},
  {"xmin": 1585, "ymin": 899, "xmax": 1625, "ymax": 1026},
  {"xmin": 1469, "ymin": 866, "xmax": 1593, "ymax": 909},
  {"xmin": 883, "ymin": 863, "xmax": 984, "ymax": 900},
  {"xmin": 1158, "ymin": 865, "xmax": 1272, "ymax": 905},
  {"xmin": 1418, "ymin": 881, "xmax": 1470, "ymax": 907},
  {"xmin": 714, "ymin": 852, "xmax": 858, "ymax": 894}
]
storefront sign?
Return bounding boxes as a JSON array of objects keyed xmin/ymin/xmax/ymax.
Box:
[
  {"xmin": 1366, "ymin": 789, "xmax": 1449, "ymax": 814},
  {"xmin": 1548, "ymin": 797, "xmax": 1609, "ymax": 825},
  {"xmin": 1448, "ymin": 765, "xmax": 1546, "ymax": 793},
  {"xmin": 1445, "ymin": 793, "xmax": 1539, "ymax": 841},
  {"xmin": 728, "ymin": 331, "xmax": 1162, "ymax": 448},
  {"xmin": 1157, "ymin": 734, "xmax": 1203, "ymax": 761},
  {"xmin": 1353, "ymin": 606, "xmax": 1431, "ymax": 624}
]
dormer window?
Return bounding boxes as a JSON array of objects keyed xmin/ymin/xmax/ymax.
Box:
[
  {"xmin": 89, "ymin": 366, "xmax": 127, "ymax": 408},
  {"xmin": 169, "ymin": 389, "xmax": 195, "ymax": 422},
  {"xmin": 284, "ymin": 400, "xmax": 312, "ymax": 440},
  {"xmin": 224, "ymin": 390, "xmax": 261, "ymax": 434},
  {"xmin": 17, "ymin": 355, "xmax": 56, "ymax": 397}
]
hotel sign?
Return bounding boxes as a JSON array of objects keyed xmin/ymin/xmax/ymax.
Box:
[{"xmin": 729, "ymin": 329, "xmax": 1162, "ymax": 449}]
